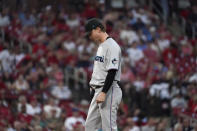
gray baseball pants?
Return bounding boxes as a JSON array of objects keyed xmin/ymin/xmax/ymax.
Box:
[{"xmin": 85, "ymin": 82, "xmax": 122, "ymax": 131}]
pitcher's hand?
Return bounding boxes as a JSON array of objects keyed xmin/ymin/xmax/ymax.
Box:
[{"xmin": 96, "ymin": 92, "xmax": 106, "ymax": 103}]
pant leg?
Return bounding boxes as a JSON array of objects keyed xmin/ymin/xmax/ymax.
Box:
[
  {"xmin": 85, "ymin": 90, "xmax": 102, "ymax": 131},
  {"xmin": 99, "ymin": 84, "xmax": 122, "ymax": 131}
]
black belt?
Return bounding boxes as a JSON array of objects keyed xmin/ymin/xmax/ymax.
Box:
[
  {"xmin": 91, "ymin": 81, "xmax": 120, "ymax": 90},
  {"xmin": 114, "ymin": 80, "xmax": 120, "ymax": 86},
  {"xmin": 90, "ymin": 85, "xmax": 102, "ymax": 90}
]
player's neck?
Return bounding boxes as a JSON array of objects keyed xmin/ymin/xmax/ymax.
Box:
[{"xmin": 100, "ymin": 32, "xmax": 109, "ymax": 44}]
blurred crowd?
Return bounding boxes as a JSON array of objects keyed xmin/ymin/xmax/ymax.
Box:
[{"xmin": 0, "ymin": 0, "xmax": 197, "ymax": 131}]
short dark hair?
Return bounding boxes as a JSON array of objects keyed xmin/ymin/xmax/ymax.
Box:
[{"xmin": 85, "ymin": 18, "xmax": 105, "ymax": 37}]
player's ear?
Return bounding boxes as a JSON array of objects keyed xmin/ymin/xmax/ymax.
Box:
[{"xmin": 96, "ymin": 27, "xmax": 101, "ymax": 33}]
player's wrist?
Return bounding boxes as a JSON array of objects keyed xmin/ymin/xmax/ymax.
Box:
[{"xmin": 101, "ymin": 91, "xmax": 106, "ymax": 94}]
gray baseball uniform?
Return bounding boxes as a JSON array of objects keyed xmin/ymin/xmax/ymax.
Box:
[{"xmin": 85, "ymin": 37, "xmax": 122, "ymax": 131}]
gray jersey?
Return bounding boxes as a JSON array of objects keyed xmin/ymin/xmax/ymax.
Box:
[{"xmin": 89, "ymin": 38, "xmax": 121, "ymax": 86}]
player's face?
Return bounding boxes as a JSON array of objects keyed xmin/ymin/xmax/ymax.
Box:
[{"xmin": 89, "ymin": 28, "xmax": 101, "ymax": 43}]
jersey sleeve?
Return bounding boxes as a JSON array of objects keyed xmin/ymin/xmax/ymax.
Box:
[{"xmin": 106, "ymin": 46, "xmax": 121, "ymax": 71}]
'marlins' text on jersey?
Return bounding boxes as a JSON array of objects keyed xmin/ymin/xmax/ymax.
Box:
[
  {"xmin": 95, "ymin": 56, "xmax": 104, "ymax": 63},
  {"xmin": 89, "ymin": 38, "xmax": 121, "ymax": 86}
]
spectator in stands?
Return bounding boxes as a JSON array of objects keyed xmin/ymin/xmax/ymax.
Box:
[
  {"xmin": 66, "ymin": 13, "xmax": 80, "ymax": 29},
  {"xmin": 171, "ymin": 85, "xmax": 182, "ymax": 98},
  {"xmin": 0, "ymin": 8, "xmax": 10, "ymax": 27},
  {"xmin": 143, "ymin": 42, "xmax": 160, "ymax": 62},
  {"xmin": 63, "ymin": 38, "xmax": 76, "ymax": 53},
  {"xmin": 133, "ymin": 76, "xmax": 146, "ymax": 91},
  {"xmin": 17, "ymin": 95, "xmax": 30, "ymax": 113},
  {"xmin": 64, "ymin": 109, "xmax": 85, "ymax": 131},
  {"xmin": 149, "ymin": 82, "xmax": 170, "ymax": 99},
  {"xmin": 13, "ymin": 121, "xmax": 23, "ymax": 131},
  {"xmin": 141, "ymin": 118, "xmax": 156, "ymax": 131},
  {"xmin": 19, "ymin": 11, "xmax": 36, "ymax": 26},
  {"xmin": 83, "ymin": 1, "xmax": 98, "ymax": 18},
  {"xmin": 30, "ymin": 114, "xmax": 42, "ymax": 128},
  {"xmin": 189, "ymin": 73, "xmax": 197, "ymax": 83},
  {"xmin": 191, "ymin": 95, "xmax": 197, "ymax": 114},
  {"xmin": 126, "ymin": 41, "xmax": 144, "ymax": 67},
  {"xmin": 156, "ymin": 118, "xmax": 169, "ymax": 131},
  {"xmin": 12, "ymin": 75, "xmax": 29, "ymax": 92},
  {"xmin": 76, "ymin": 52, "xmax": 91, "ymax": 68},
  {"xmin": 0, "ymin": 49, "xmax": 14, "ymax": 73},
  {"xmin": 185, "ymin": 5, "xmax": 197, "ymax": 38},
  {"xmin": 26, "ymin": 97, "xmax": 41, "ymax": 116},
  {"xmin": 171, "ymin": 93, "xmax": 187, "ymax": 110},
  {"xmin": 120, "ymin": 25, "xmax": 139, "ymax": 44},
  {"xmin": 168, "ymin": 20, "xmax": 183, "ymax": 38},
  {"xmin": 43, "ymin": 98, "xmax": 61, "ymax": 119},
  {"xmin": 157, "ymin": 33, "xmax": 170, "ymax": 52},
  {"xmin": 34, "ymin": 125, "xmax": 43, "ymax": 131},
  {"xmin": 123, "ymin": 117, "xmax": 140, "ymax": 131},
  {"xmin": 17, "ymin": 104, "xmax": 32, "ymax": 125},
  {"xmin": 174, "ymin": 123, "xmax": 183, "ymax": 131},
  {"xmin": 121, "ymin": 63, "xmax": 135, "ymax": 84},
  {"xmin": 188, "ymin": 5, "xmax": 197, "ymax": 24},
  {"xmin": 51, "ymin": 80, "xmax": 72, "ymax": 100},
  {"xmin": 78, "ymin": 99, "xmax": 89, "ymax": 115},
  {"xmin": 7, "ymin": 125, "xmax": 15, "ymax": 131},
  {"xmin": 182, "ymin": 118, "xmax": 193, "ymax": 131},
  {"xmin": 45, "ymin": 109, "xmax": 65, "ymax": 131},
  {"xmin": 192, "ymin": 123, "xmax": 197, "ymax": 131}
]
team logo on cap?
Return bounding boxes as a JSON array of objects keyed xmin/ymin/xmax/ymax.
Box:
[{"xmin": 112, "ymin": 58, "xmax": 118, "ymax": 65}]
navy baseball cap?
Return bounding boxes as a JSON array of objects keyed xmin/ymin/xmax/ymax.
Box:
[{"xmin": 85, "ymin": 18, "xmax": 105, "ymax": 38}]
